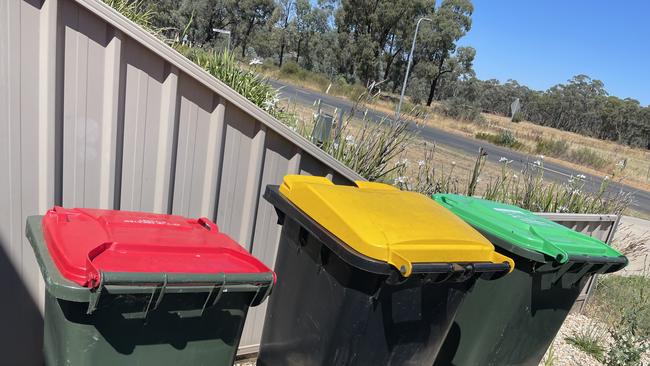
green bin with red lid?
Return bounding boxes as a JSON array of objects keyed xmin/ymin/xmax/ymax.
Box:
[
  {"xmin": 431, "ymin": 194, "xmax": 627, "ymax": 366},
  {"xmin": 25, "ymin": 207, "xmax": 274, "ymax": 366}
]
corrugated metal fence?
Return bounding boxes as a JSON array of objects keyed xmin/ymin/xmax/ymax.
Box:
[
  {"xmin": 537, "ymin": 213, "xmax": 620, "ymax": 312},
  {"xmin": 0, "ymin": 0, "xmax": 621, "ymax": 364},
  {"xmin": 0, "ymin": 0, "xmax": 361, "ymax": 363}
]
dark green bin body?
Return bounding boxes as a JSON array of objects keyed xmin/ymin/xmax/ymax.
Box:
[
  {"xmin": 26, "ymin": 216, "xmax": 273, "ymax": 366},
  {"xmin": 434, "ymin": 233, "xmax": 625, "ymax": 366},
  {"xmin": 431, "ymin": 195, "xmax": 628, "ymax": 366}
]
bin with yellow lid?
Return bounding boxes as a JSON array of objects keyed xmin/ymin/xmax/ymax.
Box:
[{"xmin": 257, "ymin": 175, "xmax": 513, "ymax": 366}]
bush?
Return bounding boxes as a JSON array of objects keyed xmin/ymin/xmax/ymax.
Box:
[
  {"xmin": 511, "ymin": 111, "xmax": 524, "ymax": 122},
  {"xmin": 438, "ymin": 97, "xmax": 485, "ymax": 123},
  {"xmin": 176, "ymin": 47, "xmax": 297, "ymax": 127},
  {"xmin": 535, "ymin": 138, "xmax": 570, "ymax": 157},
  {"xmin": 565, "ymin": 323, "xmax": 606, "ymax": 362},
  {"xmin": 589, "ymin": 275, "xmax": 649, "ymax": 366},
  {"xmin": 568, "ymin": 147, "xmax": 609, "ymax": 170},
  {"xmin": 475, "ymin": 130, "xmax": 523, "ymax": 149},
  {"xmin": 278, "ymin": 61, "xmax": 309, "ymax": 80}
]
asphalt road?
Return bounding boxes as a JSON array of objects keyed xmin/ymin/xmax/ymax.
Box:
[{"xmin": 268, "ymin": 79, "xmax": 650, "ymax": 215}]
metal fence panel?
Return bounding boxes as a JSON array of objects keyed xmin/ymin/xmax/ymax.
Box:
[
  {"xmin": 0, "ymin": 0, "xmax": 361, "ymax": 363},
  {"xmin": 538, "ymin": 213, "xmax": 620, "ymax": 311}
]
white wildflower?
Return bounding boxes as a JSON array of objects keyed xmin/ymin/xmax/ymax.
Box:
[
  {"xmin": 577, "ymin": 174, "xmax": 586, "ymax": 180},
  {"xmin": 604, "ymin": 175, "xmax": 609, "ymax": 180},
  {"xmin": 533, "ymin": 160, "xmax": 542, "ymax": 166},
  {"xmin": 249, "ymin": 57, "xmax": 263, "ymax": 66},
  {"xmin": 512, "ymin": 174, "xmax": 518, "ymax": 179},
  {"xmin": 418, "ymin": 160, "xmax": 425, "ymax": 167},
  {"xmin": 538, "ymin": 154, "xmax": 545, "ymax": 160},
  {"xmin": 394, "ymin": 176, "xmax": 407, "ymax": 185},
  {"xmin": 451, "ymin": 161, "xmax": 456, "ymax": 166},
  {"xmin": 262, "ymin": 99, "xmax": 275, "ymax": 111},
  {"xmin": 499, "ymin": 157, "xmax": 508, "ymax": 163},
  {"xmin": 345, "ymin": 135, "xmax": 355, "ymax": 146}
]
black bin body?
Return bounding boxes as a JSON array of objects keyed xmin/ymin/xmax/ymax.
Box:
[{"xmin": 258, "ymin": 186, "xmax": 508, "ymax": 366}]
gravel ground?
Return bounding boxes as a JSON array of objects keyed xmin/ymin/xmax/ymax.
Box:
[
  {"xmin": 234, "ymin": 357, "xmax": 257, "ymax": 366},
  {"xmin": 539, "ymin": 313, "xmax": 650, "ymax": 366}
]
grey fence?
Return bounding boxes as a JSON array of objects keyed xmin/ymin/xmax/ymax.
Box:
[
  {"xmin": 537, "ymin": 213, "xmax": 620, "ymax": 312},
  {"xmin": 0, "ymin": 0, "xmax": 361, "ymax": 363}
]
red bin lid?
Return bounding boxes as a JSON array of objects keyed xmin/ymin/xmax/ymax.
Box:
[{"xmin": 42, "ymin": 207, "xmax": 273, "ymax": 288}]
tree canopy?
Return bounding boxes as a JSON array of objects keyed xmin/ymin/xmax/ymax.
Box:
[{"xmin": 142, "ymin": 0, "xmax": 650, "ymax": 150}]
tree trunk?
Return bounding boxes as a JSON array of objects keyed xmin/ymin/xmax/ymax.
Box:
[
  {"xmin": 242, "ymin": 17, "xmax": 256, "ymax": 59},
  {"xmin": 427, "ymin": 55, "xmax": 448, "ymax": 106},
  {"xmin": 426, "ymin": 76, "xmax": 439, "ymax": 106},
  {"xmin": 279, "ymin": 39, "xmax": 286, "ymax": 67},
  {"xmin": 295, "ymin": 38, "xmax": 302, "ymax": 63}
]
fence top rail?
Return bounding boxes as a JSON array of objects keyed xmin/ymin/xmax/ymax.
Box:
[{"xmin": 536, "ymin": 213, "xmax": 619, "ymax": 222}]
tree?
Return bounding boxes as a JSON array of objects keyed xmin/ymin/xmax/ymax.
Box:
[
  {"xmin": 289, "ymin": 0, "xmax": 329, "ymax": 66},
  {"xmin": 335, "ymin": 0, "xmax": 433, "ymax": 84},
  {"xmin": 274, "ymin": 0, "xmax": 294, "ymax": 67},
  {"xmin": 226, "ymin": 0, "xmax": 276, "ymax": 58},
  {"xmin": 415, "ymin": 0, "xmax": 473, "ymax": 106}
]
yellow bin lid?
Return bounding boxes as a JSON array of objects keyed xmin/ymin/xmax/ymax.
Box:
[{"xmin": 279, "ymin": 175, "xmax": 514, "ymax": 276}]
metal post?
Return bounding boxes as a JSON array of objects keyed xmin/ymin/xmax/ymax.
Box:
[
  {"xmin": 212, "ymin": 28, "xmax": 231, "ymax": 52},
  {"xmin": 396, "ymin": 17, "xmax": 432, "ymax": 120}
]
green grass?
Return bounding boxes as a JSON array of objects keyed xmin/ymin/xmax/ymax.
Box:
[
  {"xmin": 565, "ymin": 331, "xmax": 606, "ymax": 362},
  {"xmin": 482, "ymin": 157, "xmax": 632, "ymax": 214},
  {"xmin": 569, "ymin": 147, "xmax": 610, "ymax": 170},
  {"xmin": 535, "ymin": 138, "xmax": 570, "ymax": 157},
  {"xmin": 276, "ymin": 62, "xmax": 367, "ymax": 100},
  {"xmin": 475, "ymin": 131, "xmax": 524, "ymax": 149},
  {"xmin": 589, "ymin": 275, "xmax": 650, "ymax": 338}
]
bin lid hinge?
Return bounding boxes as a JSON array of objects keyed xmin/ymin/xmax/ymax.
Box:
[
  {"xmin": 143, "ymin": 274, "xmax": 168, "ymax": 317},
  {"xmin": 199, "ymin": 278, "xmax": 226, "ymax": 315}
]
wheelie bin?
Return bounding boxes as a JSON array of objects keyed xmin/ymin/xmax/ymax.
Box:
[
  {"xmin": 432, "ymin": 194, "xmax": 628, "ymax": 366},
  {"xmin": 257, "ymin": 175, "xmax": 514, "ymax": 366},
  {"xmin": 25, "ymin": 207, "xmax": 274, "ymax": 366}
]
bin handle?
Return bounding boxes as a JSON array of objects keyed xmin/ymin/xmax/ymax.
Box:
[
  {"xmin": 411, "ymin": 262, "xmax": 511, "ymax": 275},
  {"xmin": 85, "ymin": 271, "xmax": 274, "ymax": 315}
]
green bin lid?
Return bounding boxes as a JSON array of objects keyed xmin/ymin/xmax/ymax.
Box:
[{"xmin": 432, "ymin": 194, "xmax": 626, "ymax": 264}]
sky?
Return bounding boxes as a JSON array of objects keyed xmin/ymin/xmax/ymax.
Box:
[{"xmin": 458, "ymin": 0, "xmax": 650, "ymax": 106}]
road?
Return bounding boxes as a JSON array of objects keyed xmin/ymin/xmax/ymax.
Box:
[{"xmin": 268, "ymin": 79, "xmax": 650, "ymax": 215}]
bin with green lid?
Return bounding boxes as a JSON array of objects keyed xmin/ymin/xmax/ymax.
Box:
[
  {"xmin": 431, "ymin": 194, "xmax": 628, "ymax": 366},
  {"xmin": 257, "ymin": 175, "xmax": 513, "ymax": 366},
  {"xmin": 25, "ymin": 207, "xmax": 274, "ymax": 366}
]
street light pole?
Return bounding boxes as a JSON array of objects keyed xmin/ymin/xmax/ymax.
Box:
[{"xmin": 395, "ymin": 17, "xmax": 432, "ymax": 120}]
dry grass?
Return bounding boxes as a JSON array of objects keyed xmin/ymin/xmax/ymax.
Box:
[
  {"xmin": 283, "ymin": 100, "xmax": 528, "ymax": 193},
  {"xmin": 366, "ymin": 101, "xmax": 650, "ymax": 192},
  {"xmin": 263, "ymin": 66, "xmax": 650, "ymax": 191}
]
